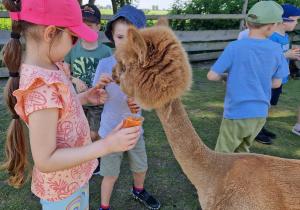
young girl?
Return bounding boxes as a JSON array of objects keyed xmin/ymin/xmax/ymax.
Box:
[
  {"xmin": 2, "ymin": 0, "xmax": 141, "ymax": 209},
  {"xmin": 92, "ymin": 5, "xmax": 160, "ymax": 210}
]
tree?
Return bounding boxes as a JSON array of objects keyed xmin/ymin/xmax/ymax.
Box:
[
  {"xmin": 152, "ymin": 5, "xmax": 159, "ymax": 10},
  {"xmin": 168, "ymin": 0, "xmax": 300, "ymax": 31},
  {"xmin": 111, "ymin": 0, "xmax": 140, "ymax": 14},
  {"xmin": 112, "ymin": 0, "xmax": 127, "ymax": 14}
]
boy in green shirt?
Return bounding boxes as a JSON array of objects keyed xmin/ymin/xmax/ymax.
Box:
[{"xmin": 64, "ymin": 4, "xmax": 113, "ymax": 174}]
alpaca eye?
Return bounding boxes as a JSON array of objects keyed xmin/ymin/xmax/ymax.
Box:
[{"xmin": 122, "ymin": 65, "xmax": 126, "ymax": 72}]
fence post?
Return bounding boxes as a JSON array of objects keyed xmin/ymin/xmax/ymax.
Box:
[{"xmin": 239, "ymin": 0, "xmax": 248, "ymax": 30}]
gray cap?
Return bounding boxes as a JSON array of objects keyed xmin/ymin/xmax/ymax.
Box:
[{"xmin": 246, "ymin": 1, "xmax": 283, "ymax": 24}]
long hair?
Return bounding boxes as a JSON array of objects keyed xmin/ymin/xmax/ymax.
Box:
[
  {"xmin": 2, "ymin": 0, "xmax": 64, "ymax": 188},
  {"xmin": 1, "ymin": 0, "xmax": 31, "ymax": 188}
]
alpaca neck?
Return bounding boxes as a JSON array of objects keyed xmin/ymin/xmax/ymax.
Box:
[{"xmin": 155, "ymin": 98, "xmax": 216, "ymax": 181}]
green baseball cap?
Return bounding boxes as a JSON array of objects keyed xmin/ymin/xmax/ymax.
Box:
[{"xmin": 246, "ymin": 1, "xmax": 283, "ymax": 24}]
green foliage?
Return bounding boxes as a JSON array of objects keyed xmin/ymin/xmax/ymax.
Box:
[
  {"xmin": 0, "ymin": 18, "xmax": 11, "ymax": 30},
  {"xmin": 168, "ymin": 0, "xmax": 300, "ymax": 30},
  {"xmin": 112, "ymin": 0, "xmax": 140, "ymax": 13},
  {"xmin": 169, "ymin": 0, "xmax": 244, "ymax": 30}
]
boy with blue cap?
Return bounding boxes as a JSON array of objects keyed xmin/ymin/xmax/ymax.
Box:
[
  {"xmin": 255, "ymin": 4, "xmax": 300, "ymax": 143},
  {"xmin": 207, "ymin": 1, "xmax": 290, "ymax": 153},
  {"xmin": 92, "ymin": 5, "xmax": 160, "ymax": 210}
]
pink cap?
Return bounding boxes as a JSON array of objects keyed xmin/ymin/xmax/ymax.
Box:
[{"xmin": 9, "ymin": 0, "xmax": 98, "ymax": 42}]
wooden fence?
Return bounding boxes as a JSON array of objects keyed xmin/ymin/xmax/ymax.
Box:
[{"xmin": 1, "ymin": 11, "xmax": 300, "ymax": 77}]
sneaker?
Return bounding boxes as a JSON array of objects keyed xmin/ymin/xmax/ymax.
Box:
[
  {"xmin": 292, "ymin": 124, "xmax": 300, "ymax": 136},
  {"xmin": 261, "ymin": 127, "xmax": 276, "ymax": 139},
  {"xmin": 99, "ymin": 207, "xmax": 110, "ymax": 210},
  {"xmin": 255, "ymin": 131, "xmax": 273, "ymax": 145},
  {"xmin": 93, "ymin": 158, "xmax": 101, "ymax": 175},
  {"xmin": 131, "ymin": 186, "xmax": 161, "ymax": 209}
]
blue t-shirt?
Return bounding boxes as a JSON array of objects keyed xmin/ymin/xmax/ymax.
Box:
[
  {"xmin": 211, "ymin": 38, "xmax": 289, "ymax": 119},
  {"xmin": 269, "ymin": 32, "xmax": 290, "ymax": 84},
  {"xmin": 92, "ymin": 55, "xmax": 144, "ymax": 138}
]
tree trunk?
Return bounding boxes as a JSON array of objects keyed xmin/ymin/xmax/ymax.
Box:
[
  {"xmin": 112, "ymin": 0, "xmax": 118, "ymax": 14},
  {"xmin": 120, "ymin": 0, "xmax": 125, "ymax": 7},
  {"xmin": 88, "ymin": 0, "xmax": 95, "ymax": 4}
]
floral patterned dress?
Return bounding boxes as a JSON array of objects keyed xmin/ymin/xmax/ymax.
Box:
[{"xmin": 13, "ymin": 62, "xmax": 97, "ymax": 202}]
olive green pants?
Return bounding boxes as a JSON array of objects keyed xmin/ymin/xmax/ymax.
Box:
[{"xmin": 215, "ymin": 117, "xmax": 266, "ymax": 153}]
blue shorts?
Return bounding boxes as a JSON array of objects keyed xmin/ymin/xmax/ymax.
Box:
[{"xmin": 40, "ymin": 182, "xmax": 89, "ymax": 210}]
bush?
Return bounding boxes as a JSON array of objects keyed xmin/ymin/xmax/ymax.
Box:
[{"xmin": 168, "ymin": 0, "xmax": 300, "ymax": 31}]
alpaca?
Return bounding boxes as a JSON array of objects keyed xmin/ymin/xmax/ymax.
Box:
[{"xmin": 112, "ymin": 19, "xmax": 300, "ymax": 210}]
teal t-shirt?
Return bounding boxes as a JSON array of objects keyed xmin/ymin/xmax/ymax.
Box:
[{"xmin": 64, "ymin": 40, "xmax": 113, "ymax": 106}]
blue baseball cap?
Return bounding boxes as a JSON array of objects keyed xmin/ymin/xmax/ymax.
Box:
[
  {"xmin": 104, "ymin": 5, "xmax": 146, "ymax": 42},
  {"xmin": 282, "ymin": 4, "xmax": 300, "ymax": 21}
]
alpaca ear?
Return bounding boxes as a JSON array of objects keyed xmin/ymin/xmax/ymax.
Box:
[
  {"xmin": 156, "ymin": 18, "xmax": 169, "ymax": 27},
  {"xmin": 127, "ymin": 26, "xmax": 147, "ymax": 65}
]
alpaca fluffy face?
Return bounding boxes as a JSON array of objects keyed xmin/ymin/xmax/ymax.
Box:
[{"xmin": 112, "ymin": 18, "xmax": 192, "ymax": 109}]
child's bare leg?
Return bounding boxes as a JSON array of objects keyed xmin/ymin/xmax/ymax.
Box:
[
  {"xmin": 297, "ymin": 107, "xmax": 300, "ymax": 124},
  {"xmin": 133, "ymin": 170, "xmax": 147, "ymax": 188},
  {"xmin": 293, "ymin": 107, "xmax": 300, "ymax": 136},
  {"xmin": 101, "ymin": 176, "xmax": 118, "ymax": 206}
]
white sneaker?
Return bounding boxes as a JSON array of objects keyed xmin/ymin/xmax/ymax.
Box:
[{"xmin": 292, "ymin": 124, "xmax": 300, "ymax": 136}]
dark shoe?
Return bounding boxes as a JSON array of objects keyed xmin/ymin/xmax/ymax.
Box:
[
  {"xmin": 255, "ymin": 131, "xmax": 273, "ymax": 145},
  {"xmin": 93, "ymin": 158, "xmax": 101, "ymax": 175},
  {"xmin": 99, "ymin": 206, "xmax": 110, "ymax": 210},
  {"xmin": 261, "ymin": 127, "xmax": 276, "ymax": 139},
  {"xmin": 131, "ymin": 186, "xmax": 161, "ymax": 209}
]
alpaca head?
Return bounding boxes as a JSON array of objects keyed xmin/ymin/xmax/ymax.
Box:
[{"xmin": 112, "ymin": 18, "xmax": 192, "ymax": 109}]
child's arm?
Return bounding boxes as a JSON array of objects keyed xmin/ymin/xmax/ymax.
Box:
[
  {"xmin": 271, "ymin": 78, "xmax": 282, "ymax": 89},
  {"xmin": 28, "ymin": 108, "xmax": 141, "ymax": 173},
  {"xmin": 96, "ymin": 73, "xmax": 114, "ymax": 89},
  {"xmin": 64, "ymin": 62, "xmax": 89, "ymax": 93},
  {"xmin": 207, "ymin": 70, "xmax": 227, "ymax": 82},
  {"xmin": 284, "ymin": 49, "xmax": 300, "ymax": 60},
  {"xmin": 78, "ymin": 82, "xmax": 108, "ymax": 105}
]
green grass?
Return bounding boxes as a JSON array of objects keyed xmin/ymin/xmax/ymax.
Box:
[{"xmin": 0, "ymin": 67, "xmax": 299, "ymax": 209}]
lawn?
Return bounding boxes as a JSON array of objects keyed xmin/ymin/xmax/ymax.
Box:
[{"xmin": 0, "ymin": 64, "xmax": 299, "ymax": 209}]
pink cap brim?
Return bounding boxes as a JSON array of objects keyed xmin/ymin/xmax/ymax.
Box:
[{"xmin": 68, "ymin": 23, "xmax": 98, "ymax": 42}]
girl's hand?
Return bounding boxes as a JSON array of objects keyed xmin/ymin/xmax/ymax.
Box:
[
  {"xmin": 285, "ymin": 49, "xmax": 300, "ymax": 59},
  {"xmin": 97, "ymin": 73, "xmax": 114, "ymax": 89},
  {"xmin": 104, "ymin": 121, "xmax": 141, "ymax": 152},
  {"xmin": 73, "ymin": 78, "xmax": 88, "ymax": 93},
  {"xmin": 126, "ymin": 96, "xmax": 141, "ymax": 113},
  {"xmin": 84, "ymin": 83, "xmax": 108, "ymax": 105}
]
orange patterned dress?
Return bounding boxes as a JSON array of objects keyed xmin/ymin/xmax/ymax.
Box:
[{"xmin": 13, "ymin": 62, "xmax": 97, "ymax": 202}]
